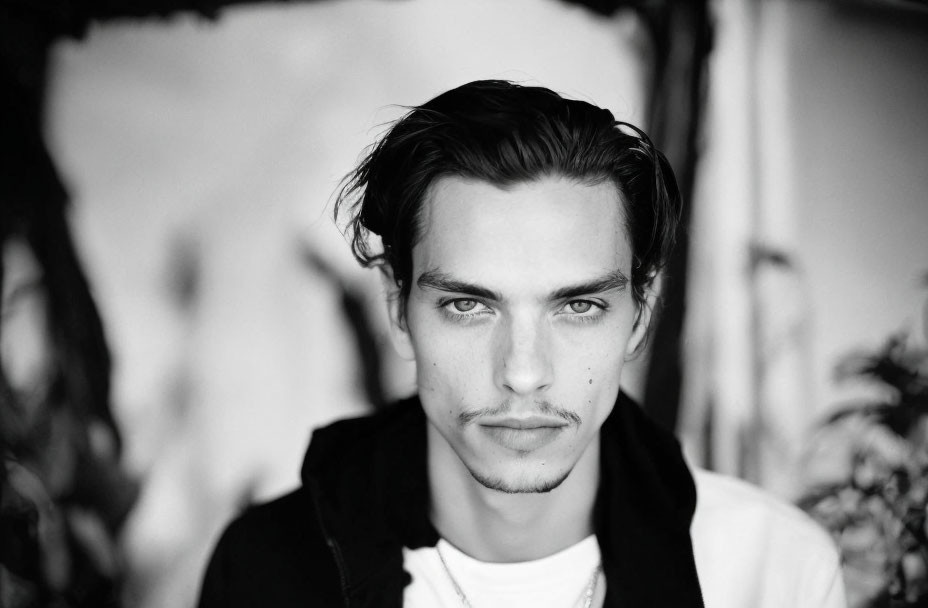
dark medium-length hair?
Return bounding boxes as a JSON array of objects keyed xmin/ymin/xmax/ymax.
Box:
[{"xmin": 334, "ymin": 79, "xmax": 682, "ymax": 317}]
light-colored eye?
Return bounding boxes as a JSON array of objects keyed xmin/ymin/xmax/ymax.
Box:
[
  {"xmin": 452, "ymin": 299, "xmax": 478, "ymax": 312},
  {"xmin": 568, "ymin": 301, "xmax": 593, "ymax": 314}
]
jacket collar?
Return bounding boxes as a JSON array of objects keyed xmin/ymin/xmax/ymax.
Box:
[{"xmin": 301, "ymin": 393, "xmax": 703, "ymax": 607}]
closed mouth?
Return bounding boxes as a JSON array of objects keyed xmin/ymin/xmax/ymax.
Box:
[{"xmin": 478, "ymin": 415, "xmax": 571, "ymax": 430}]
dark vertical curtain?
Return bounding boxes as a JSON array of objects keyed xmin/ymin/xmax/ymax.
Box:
[{"xmin": 638, "ymin": 2, "xmax": 713, "ymax": 433}]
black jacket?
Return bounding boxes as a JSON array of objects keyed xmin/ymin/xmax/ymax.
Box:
[{"xmin": 197, "ymin": 393, "xmax": 704, "ymax": 607}]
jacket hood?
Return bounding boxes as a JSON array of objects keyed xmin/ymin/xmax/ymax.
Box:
[{"xmin": 301, "ymin": 392, "xmax": 702, "ymax": 607}]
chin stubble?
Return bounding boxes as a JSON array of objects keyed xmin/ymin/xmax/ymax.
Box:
[{"xmin": 467, "ymin": 466, "xmax": 573, "ymax": 494}]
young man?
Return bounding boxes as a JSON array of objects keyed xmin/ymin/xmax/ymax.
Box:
[{"xmin": 198, "ymin": 81, "xmax": 845, "ymax": 607}]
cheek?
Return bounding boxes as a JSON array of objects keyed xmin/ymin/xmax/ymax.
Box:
[
  {"xmin": 408, "ymin": 320, "xmax": 486, "ymax": 398},
  {"xmin": 560, "ymin": 327, "xmax": 630, "ymax": 396}
]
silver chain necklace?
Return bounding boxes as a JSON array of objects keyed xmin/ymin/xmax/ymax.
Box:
[{"xmin": 435, "ymin": 543, "xmax": 603, "ymax": 608}]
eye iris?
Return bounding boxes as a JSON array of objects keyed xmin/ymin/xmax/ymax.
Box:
[
  {"xmin": 569, "ymin": 301, "xmax": 592, "ymax": 314},
  {"xmin": 453, "ymin": 300, "xmax": 477, "ymax": 312}
]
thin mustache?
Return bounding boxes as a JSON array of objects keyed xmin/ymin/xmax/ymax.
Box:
[{"xmin": 458, "ymin": 401, "xmax": 581, "ymax": 426}]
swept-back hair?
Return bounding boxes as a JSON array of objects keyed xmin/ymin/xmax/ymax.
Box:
[{"xmin": 334, "ymin": 79, "xmax": 681, "ymax": 315}]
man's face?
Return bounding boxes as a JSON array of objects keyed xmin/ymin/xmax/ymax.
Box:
[{"xmin": 391, "ymin": 175, "xmax": 646, "ymax": 493}]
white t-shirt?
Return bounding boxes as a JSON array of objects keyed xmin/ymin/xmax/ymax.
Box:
[
  {"xmin": 402, "ymin": 469, "xmax": 847, "ymax": 608},
  {"xmin": 691, "ymin": 469, "xmax": 847, "ymax": 608},
  {"xmin": 403, "ymin": 535, "xmax": 603, "ymax": 608}
]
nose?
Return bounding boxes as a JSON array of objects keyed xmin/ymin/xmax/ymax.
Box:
[{"xmin": 495, "ymin": 314, "xmax": 554, "ymax": 395}]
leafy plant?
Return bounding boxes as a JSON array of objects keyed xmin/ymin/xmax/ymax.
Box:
[{"xmin": 799, "ymin": 334, "xmax": 928, "ymax": 607}]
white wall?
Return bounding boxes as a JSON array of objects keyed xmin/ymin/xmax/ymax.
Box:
[{"xmin": 787, "ymin": 2, "xmax": 928, "ymax": 410}]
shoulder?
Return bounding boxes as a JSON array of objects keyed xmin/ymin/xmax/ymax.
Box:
[
  {"xmin": 215, "ymin": 488, "xmax": 319, "ymax": 553},
  {"xmin": 691, "ymin": 469, "xmax": 846, "ymax": 608},
  {"xmin": 197, "ymin": 489, "xmax": 342, "ymax": 608},
  {"xmin": 302, "ymin": 396, "xmax": 423, "ymax": 474},
  {"xmin": 694, "ymin": 469, "xmax": 827, "ymax": 538},
  {"xmin": 692, "ymin": 468, "xmax": 836, "ymax": 554}
]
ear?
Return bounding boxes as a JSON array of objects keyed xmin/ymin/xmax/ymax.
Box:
[
  {"xmin": 379, "ymin": 266, "xmax": 416, "ymax": 361},
  {"xmin": 625, "ymin": 287, "xmax": 657, "ymax": 357}
]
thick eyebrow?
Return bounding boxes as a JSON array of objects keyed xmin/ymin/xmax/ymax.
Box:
[
  {"xmin": 416, "ymin": 270, "xmax": 501, "ymax": 301},
  {"xmin": 549, "ymin": 271, "xmax": 629, "ymax": 301},
  {"xmin": 416, "ymin": 269, "xmax": 628, "ymax": 302}
]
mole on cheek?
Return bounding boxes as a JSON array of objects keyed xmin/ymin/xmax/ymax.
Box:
[{"xmin": 588, "ymin": 378, "xmax": 593, "ymax": 384}]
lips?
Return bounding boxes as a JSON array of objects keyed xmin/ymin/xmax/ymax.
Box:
[
  {"xmin": 479, "ymin": 414, "xmax": 570, "ymax": 430},
  {"xmin": 478, "ymin": 415, "xmax": 569, "ymax": 451}
]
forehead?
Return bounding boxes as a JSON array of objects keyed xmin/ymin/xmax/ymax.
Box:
[{"xmin": 413, "ymin": 175, "xmax": 630, "ymax": 288}]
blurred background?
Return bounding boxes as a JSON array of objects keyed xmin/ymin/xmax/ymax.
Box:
[{"xmin": 2, "ymin": 0, "xmax": 927, "ymax": 606}]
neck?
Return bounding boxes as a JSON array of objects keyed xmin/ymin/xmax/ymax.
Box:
[{"xmin": 427, "ymin": 424, "xmax": 600, "ymax": 563}]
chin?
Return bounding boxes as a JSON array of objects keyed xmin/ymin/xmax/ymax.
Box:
[{"xmin": 467, "ymin": 465, "xmax": 573, "ymax": 494}]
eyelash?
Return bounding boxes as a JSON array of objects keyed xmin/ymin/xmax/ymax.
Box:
[
  {"xmin": 561, "ymin": 300, "xmax": 607, "ymax": 323},
  {"xmin": 438, "ymin": 298, "xmax": 608, "ymax": 324},
  {"xmin": 438, "ymin": 299, "xmax": 493, "ymax": 323}
]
